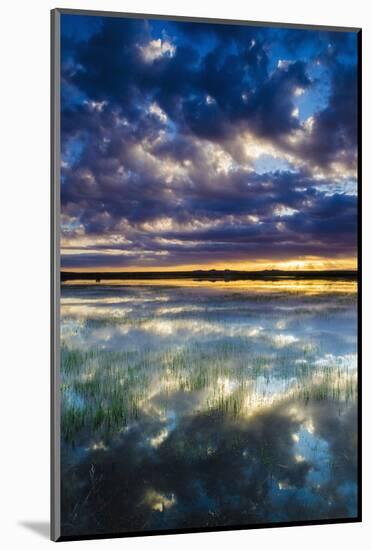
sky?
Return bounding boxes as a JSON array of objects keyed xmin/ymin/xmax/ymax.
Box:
[{"xmin": 60, "ymin": 14, "xmax": 359, "ymax": 272}]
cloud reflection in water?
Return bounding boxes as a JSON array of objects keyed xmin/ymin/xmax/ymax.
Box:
[{"xmin": 60, "ymin": 280, "xmax": 357, "ymax": 536}]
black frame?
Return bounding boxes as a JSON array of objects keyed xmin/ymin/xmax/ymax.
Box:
[{"xmin": 51, "ymin": 8, "xmax": 362, "ymax": 542}]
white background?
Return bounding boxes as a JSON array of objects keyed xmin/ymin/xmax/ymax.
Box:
[{"xmin": 1, "ymin": 0, "xmax": 369, "ymax": 548}]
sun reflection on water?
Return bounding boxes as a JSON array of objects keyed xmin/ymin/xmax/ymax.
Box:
[{"xmin": 62, "ymin": 277, "xmax": 357, "ymax": 295}]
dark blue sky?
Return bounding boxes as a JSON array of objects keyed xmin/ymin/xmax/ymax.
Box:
[{"xmin": 60, "ymin": 14, "xmax": 358, "ymax": 271}]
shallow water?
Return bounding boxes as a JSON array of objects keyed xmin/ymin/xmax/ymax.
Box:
[{"xmin": 60, "ymin": 279, "xmax": 358, "ymax": 536}]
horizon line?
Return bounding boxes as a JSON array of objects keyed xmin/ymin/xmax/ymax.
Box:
[{"xmin": 61, "ymin": 268, "xmax": 358, "ymax": 274}]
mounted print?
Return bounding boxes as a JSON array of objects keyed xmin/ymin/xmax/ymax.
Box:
[{"xmin": 51, "ymin": 9, "xmax": 361, "ymax": 541}]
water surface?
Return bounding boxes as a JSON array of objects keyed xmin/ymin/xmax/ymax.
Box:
[{"xmin": 60, "ymin": 279, "xmax": 358, "ymax": 536}]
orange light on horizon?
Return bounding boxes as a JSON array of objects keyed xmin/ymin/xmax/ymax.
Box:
[{"xmin": 60, "ymin": 255, "xmax": 357, "ymax": 273}]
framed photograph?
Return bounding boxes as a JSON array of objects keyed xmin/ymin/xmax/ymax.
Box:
[{"xmin": 51, "ymin": 8, "xmax": 361, "ymax": 542}]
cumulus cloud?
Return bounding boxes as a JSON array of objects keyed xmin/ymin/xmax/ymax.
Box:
[{"xmin": 60, "ymin": 14, "xmax": 358, "ymax": 270}]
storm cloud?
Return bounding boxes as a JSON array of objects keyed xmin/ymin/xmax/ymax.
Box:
[{"xmin": 60, "ymin": 14, "xmax": 359, "ymax": 270}]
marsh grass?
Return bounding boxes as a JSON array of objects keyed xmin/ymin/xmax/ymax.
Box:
[{"xmin": 61, "ymin": 337, "xmax": 357, "ymax": 441}]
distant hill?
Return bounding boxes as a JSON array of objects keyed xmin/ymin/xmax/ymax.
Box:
[{"xmin": 61, "ymin": 269, "xmax": 358, "ymax": 282}]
